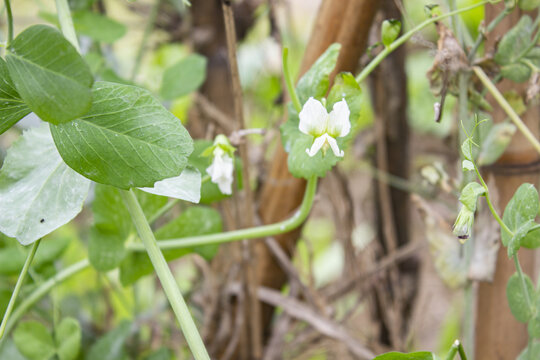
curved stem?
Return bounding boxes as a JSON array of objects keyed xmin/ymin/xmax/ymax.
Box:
[
  {"xmin": 473, "ymin": 66, "xmax": 540, "ymax": 156},
  {"xmin": 355, "ymin": 0, "xmax": 494, "ymax": 84},
  {"xmin": 283, "ymin": 47, "xmax": 302, "ymax": 112},
  {"xmin": 0, "ymin": 239, "xmax": 41, "ymax": 340},
  {"xmin": 0, "ymin": 258, "xmax": 89, "ymax": 349},
  {"xmin": 4, "ymin": 0, "xmax": 13, "ymax": 46},
  {"xmin": 121, "ymin": 189, "xmax": 210, "ymax": 360},
  {"xmin": 127, "ymin": 175, "xmax": 318, "ymax": 251},
  {"xmin": 55, "ymin": 0, "xmax": 80, "ymax": 52}
]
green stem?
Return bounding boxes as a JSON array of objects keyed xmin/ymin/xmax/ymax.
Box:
[
  {"xmin": 283, "ymin": 47, "xmax": 302, "ymax": 112},
  {"xmin": 4, "ymin": 0, "xmax": 13, "ymax": 45},
  {"xmin": 446, "ymin": 340, "xmax": 468, "ymax": 360},
  {"xmin": 0, "ymin": 239, "xmax": 41, "ymax": 340},
  {"xmin": 121, "ymin": 189, "xmax": 210, "ymax": 360},
  {"xmin": 468, "ymin": 7, "xmax": 510, "ymax": 62},
  {"xmin": 514, "ymin": 253, "xmax": 534, "ymax": 310},
  {"xmin": 130, "ymin": 0, "xmax": 161, "ymax": 81},
  {"xmin": 127, "ymin": 175, "xmax": 318, "ymax": 251},
  {"xmin": 472, "ymin": 66, "xmax": 540, "ymax": 156},
  {"xmin": 356, "ymin": 0, "xmax": 493, "ymax": 84},
  {"xmin": 55, "ymin": 0, "xmax": 80, "ymax": 52}
]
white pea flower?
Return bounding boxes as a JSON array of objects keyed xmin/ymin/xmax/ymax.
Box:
[
  {"xmin": 452, "ymin": 205, "xmax": 475, "ymax": 243},
  {"xmin": 206, "ymin": 146, "xmax": 234, "ymax": 195},
  {"xmin": 299, "ymin": 97, "xmax": 351, "ymax": 157}
]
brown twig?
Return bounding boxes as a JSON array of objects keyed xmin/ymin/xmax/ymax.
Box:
[
  {"xmin": 221, "ymin": 1, "xmax": 262, "ymax": 357},
  {"xmin": 194, "ymin": 93, "xmax": 236, "ymax": 134},
  {"xmin": 264, "ymin": 237, "xmax": 328, "ymax": 314},
  {"xmin": 228, "ymin": 284, "xmax": 376, "ymax": 359}
]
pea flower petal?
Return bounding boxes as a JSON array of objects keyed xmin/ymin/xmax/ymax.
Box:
[
  {"xmin": 206, "ymin": 147, "xmax": 234, "ymax": 195},
  {"xmin": 298, "ymin": 97, "xmax": 351, "ymax": 157}
]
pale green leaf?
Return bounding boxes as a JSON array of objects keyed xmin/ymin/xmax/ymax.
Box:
[
  {"xmin": 140, "ymin": 166, "xmax": 201, "ymax": 203},
  {"xmin": 0, "ymin": 236, "xmax": 70, "ymax": 275},
  {"xmin": 459, "ymin": 182, "xmax": 485, "ymax": 212},
  {"xmin": 382, "ymin": 19, "xmax": 401, "ymax": 47},
  {"xmin": 495, "ymin": 16, "xmax": 533, "ymax": 66},
  {"xmin": 144, "ymin": 348, "xmax": 172, "ymax": 360},
  {"xmin": 462, "ymin": 160, "xmax": 474, "ymax": 171},
  {"xmin": 477, "ymin": 122, "xmax": 516, "ymax": 166},
  {"xmin": 519, "ymin": 0, "xmax": 540, "ymax": 10},
  {"xmin": 508, "ymin": 219, "xmax": 537, "ymax": 258},
  {"xmin": 502, "ymin": 183, "xmax": 540, "ymax": 246},
  {"xmin": 73, "ymin": 11, "xmax": 127, "ymax": 43},
  {"xmin": 6, "ymin": 25, "xmax": 93, "ymax": 124},
  {"xmin": 0, "ymin": 57, "xmax": 30, "ymax": 134},
  {"xmin": 296, "ymin": 43, "xmax": 341, "ymax": 104},
  {"xmin": 50, "ymin": 82, "xmax": 193, "ymax": 189},
  {"xmin": 500, "ymin": 62, "xmax": 531, "ymax": 83},
  {"xmin": 0, "ymin": 124, "xmax": 91, "ymax": 245},
  {"xmin": 87, "ymin": 321, "xmax": 131, "ymax": 360},
  {"xmin": 160, "ymin": 54, "xmax": 207, "ymax": 100},
  {"xmin": 55, "ymin": 318, "xmax": 81, "ymax": 360},
  {"xmin": 13, "ymin": 321, "xmax": 56, "ymax": 360},
  {"xmin": 507, "ymin": 272, "xmax": 534, "ymax": 323}
]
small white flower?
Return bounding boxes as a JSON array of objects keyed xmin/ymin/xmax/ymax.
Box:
[
  {"xmin": 299, "ymin": 97, "xmax": 351, "ymax": 157},
  {"xmin": 452, "ymin": 205, "xmax": 475, "ymax": 243},
  {"xmin": 206, "ymin": 147, "xmax": 234, "ymax": 195}
]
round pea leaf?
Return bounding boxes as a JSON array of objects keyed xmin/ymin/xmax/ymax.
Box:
[
  {"xmin": 0, "ymin": 124, "xmax": 91, "ymax": 245},
  {"xmin": 50, "ymin": 82, "xmax": 193, "ymax": 189},
  {"xmin": 0, "ymin": 57, "xmax": 31, "ymax": 134},
  {"xmin": 6, "ymin": 25, "xmax": 93, "ymax": 124}
]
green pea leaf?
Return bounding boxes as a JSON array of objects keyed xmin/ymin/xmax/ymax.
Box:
[
  {"xmin": 381, "ymin": 19, "xmax": 401, "ymax": 47},
  {"xmin": 501, "ymin": 183, "xmax": 540, "ymax": 246},
  {"xmin": 500, "ymin": 62, "xmax": 531, "ymax": 83},
  {"xmin": 87, "ymin": 321, "xmax": 131, "ymax": 360},
  {"xmin": 507, "ymin": 272, "xmax": 534, "ymax": 323},
  {"xmin": 119, "ymin": 206, "xmax": 222, "ymax": 285},
  {"xmin": 518, "ymin": 0, "xmax": 540, "ymax": 10},
  {"xmin": 72, "ymin": 11, "xmax": 127, "ymax": 43},
  {"xmin": 521, "ymin": 225, "xmax": 540, "ymax": 248},
  {"xmin": 0, "ymin": 124, "xmax": 91, "ymax": 245},
  {"xmin": 477, "ymin": 122, "xmax": 516, "ymax": 166},
  {"xmin": 296, "ymin": 43, "xmax": 341, "ymax": 104},
  {"xmin": 326, "ymin": 72, "xmax": 362, "ymax": 134},
  {"xmin": 508, "ymin": 219, "xmax": 538, "ymax": 258},
  {"xmin": 372, "ymin": 351, "xmax": 434, "ymax": 360},
  {"xmin": 0, "ymin": 57, "xmax": 31, "ymax": 134},
  {"xmin": 13, "ymin": 321, "xmax": 56, "ymax": 360},
  {"xmin": 50, "ymin": 82, "xmax": 193, "ymax": 189},
  {"xmin": 459, "ymin": 182, "xmax": 485, "ymax": 212},
  {"xmin": 461, "ymin": 138, "xmax": 474, "ymax": 161},
  {"xmin": 89, "ymin": 185, "xmax": 167, "ymax": 272},
  {"xmin": 495, "ymin": 16, "xmax": 533, "ymax": 66},
  {"xmin": 6, "ymin": 25, "xmax": 93, "ymax": 124},
  {"xmin": 160, "ymin": 54, "xmax": 207, "ymax": 100},
  {"xmin": 140, "ymin": 166, "xmax": 201, "ymax": 203},
  {"xmin": 0, "ymin": 236, "xmax": 70, "ymax": 275},
  {"xmin": 144, "ymin": 348, "xmax": 172, "ymax": 360},
  {"xmin": 55, "ymin": 318, "xmax": 81, "ymax": 360}
]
